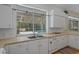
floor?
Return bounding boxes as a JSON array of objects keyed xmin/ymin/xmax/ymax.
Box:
[{"xmin": 53, "ymin": 46, "xmax": 79, "ymax": 54}]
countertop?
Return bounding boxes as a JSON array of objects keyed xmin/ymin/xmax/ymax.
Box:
[
  {"xmin": 0, "ymin": 31, "xmax": 79, "ymax": 48},
  {"xmin": 0, "ymin": 36, "xmax": 49, "ymax": 48}
]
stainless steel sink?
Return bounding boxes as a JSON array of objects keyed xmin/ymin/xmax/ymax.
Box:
[{"xmin": 28, "ymin": 35, "xmax": 44, "ymax": 39}]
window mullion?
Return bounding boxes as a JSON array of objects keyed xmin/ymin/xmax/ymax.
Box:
[{"xmin": 32, "ymin": 9, "xmax": 35, "ymax": 36}]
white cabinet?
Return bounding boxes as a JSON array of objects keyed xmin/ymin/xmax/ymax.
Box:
[
  {"xmin": 5, "ymin": 42, "xmax": 29, "ymax": 54},
  {"xmin": 49, "ymin": 9, "xmax": 67, "ymax": 28},
  {"xmin": 56, "ymin": 35, "xmax": 68, "ymax": 49},
  {"xmin": 68, "ymin": 35, "xmax": 76, "ymax": 48},
  {"xmin": 4, "ymin": 35, "xmax": 79, "ymax": 54},
  {"xmin": 48, "ymin": 37, "xmax": 57, "ymax": 53},
  {"xmin": 0, "ymin": 5, "xmax": 12, "ymax": 28},
  {"xmin": 48, "ymin": 36, "xmax": 68, "ymax": 53},
  {"xmin": 23, "ymin": 39, "xmax": 49, "ymax": 54},
  {"xmin": 55, "ymin": 37, "xmax": 62, "ymax": 50},
  {"xmin": 76, "ymin": 36, "xmax": 79, "ymax": 49},
  {"xmin": 5, "ymin": 40, "xmax": 39, "ymax": 54},
  {"xmin": 62, "ymin": 35, "xmax": 68, "ymax": 46},
  {"xmin": 25, "ymin": 39, "xmax": 48, "ymax": 54},
  {"xmin": 28, "ymin": 40, "xmax": 40, "ymax": 54},
  {"xmin": 39, "ymin": 38, "xmax": 48, "ymax": 54},
  {"xmin": 5, "ymin": 38, "xmax": 48, "ymax": 54},
  {"xmin": 68, "ymin": 35, "xmax": 79, "ymax": 49}
]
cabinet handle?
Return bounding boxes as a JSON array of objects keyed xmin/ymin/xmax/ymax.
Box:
[{"xmin": 50, "ymin": 41, "xmax": 52, "ymax": 44}]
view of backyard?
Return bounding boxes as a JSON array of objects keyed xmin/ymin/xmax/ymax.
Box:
[{"xmin": 17, "ymin": 10, "xmax": 46, "ymax": 35}]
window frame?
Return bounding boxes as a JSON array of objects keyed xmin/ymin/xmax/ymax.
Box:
[{"xmin": 16, "ymin": 5, "xmax": 48, "ymax": 36}]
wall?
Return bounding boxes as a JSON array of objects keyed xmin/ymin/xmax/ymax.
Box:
[
  {"xmin": 48, "ymin": 7, "xmax": 79, "ymax": 33},
  {"xmin": 68, "ymin": 10, "xmax": 79, "ymax": 17}
]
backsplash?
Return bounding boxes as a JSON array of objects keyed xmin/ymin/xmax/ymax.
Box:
[{"xmin": 48, "ymin": 27, "xmax": 65, "ymax": 33}]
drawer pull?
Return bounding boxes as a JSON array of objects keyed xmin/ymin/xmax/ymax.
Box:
[{"xmin": 50, "ymin": 41, "xmax": 52, "ymax": 44}]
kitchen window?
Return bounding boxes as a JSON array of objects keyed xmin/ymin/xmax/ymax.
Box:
[
  {"xmin": 68, "ymin": 17, "xmax": 79, "ymax": 31},
  {"xmin": 17, "ymin": 9, "xmax": 46, "ymax": 36},
  {"xmin": 34, "ymin": 13, "xmax": 46, "ymax": 35}
]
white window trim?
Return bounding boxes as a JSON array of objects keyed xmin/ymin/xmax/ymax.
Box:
[{"xmin": 16, "ymin": 5, "xmax": 49, "ymax": 36}]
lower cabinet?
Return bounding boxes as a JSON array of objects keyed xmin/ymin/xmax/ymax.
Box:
[
  {"xmin": 5, "ymin": 38, "xmax": 49, "ymax": 54},
  {"xmin": 56, "ymin": 35, "xmax": 68, "ymax": 49},
  {"xmin": 48, "ymin": 35, "xmax": 68, "ymax": 53},
  {"xmin": 68, "ymin": 35, "xmax": 79, "ymax": 49},
  {"xmin": 39, "ymin": 38, "xmax": 48, "ymax": 54},
  {"xmin": 5, "ymin": 42, "xmax": 29, "ymax": 54},
  {"xmin": 28, "ymin": 40, "xmax": 40, "ymax": 54},
  {"xmin": 6, "ymin": 35, "xmax": 79, "ymax": 54},
  {"xmin": 28, "ymin": 39, "xmax": 48, "ymax": 54},
  {"xmin": 76, "ymin": 36, "xmax": 79, "ymax": 49},
  {"xmin": 48, "ymin": 37, "xmax": 58, "ymax": 53},
  {"xmin": 68, "ymin": 35, "xmax": 76, "ymax": 48}
]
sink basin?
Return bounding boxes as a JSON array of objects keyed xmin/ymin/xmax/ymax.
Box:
[{"xmin": 28, "ymin": 36, "xmax": 44, "ymax": 39}]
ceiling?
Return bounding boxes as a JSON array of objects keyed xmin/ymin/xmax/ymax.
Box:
[{"xmin": 25, "ymin": 4, "xmax": 79, "ymax": 13}]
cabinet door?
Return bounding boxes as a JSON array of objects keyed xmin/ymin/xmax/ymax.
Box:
[
  {"xmin": 48, "ymin": 38, "xmax": 53, "ymax": 53},
  {"xmin": 55, "ymin": 37, "xmax": 62, "ymax": 50},
  {"xmin": 5, "ymin": 42, "xmax": 29, "ymax": 54},
  {"xmin": 48, "ymin": 38, "xmax": 57, "ymax": 53},
  {"xmin": 39, "ymin": 39, "xmax": 48, "ymax": 54},
  {"xmin": 53, "ymin": 37, "xmax": 63, "ymax": 51},
  {"xmin": 61, "ymin": 36, "xmax": 68, "ymax": 47},
  {"xmin": 75, "ymin": 36, "xmax": 79, "ymax": 49},
  {"xmin": 69, "ymin": 35, "xmax": 79, "ymax": 49},
  {"xmin": 68, "ymin": 35, "xmax": 77, "ymax": 48},
  {"xmin": 56, "ymin": 36, "xmax": 68, "ymax": 49},
  {"xmin": 0, "ymin": 5, "xmax": 12, "ymax": 28},
  {"xmin": 28, "ymin": 40, "xmax": 40, "ymax": 54}
]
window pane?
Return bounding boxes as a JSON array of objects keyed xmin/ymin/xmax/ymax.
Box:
[
  {"xmin": 17, "ymin": 11, "xmax": 33, "ymax": 34},
  {"xmin": 17, "ymin": 9, "xmax": 46, "ymax": 35},
  {"xmin": 68, "ymin": 19, "xmax": 79, "ymax": 31},
  {"xmin": 34, "ymin": 13, "xmax": 46, "ymax": 35}
]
